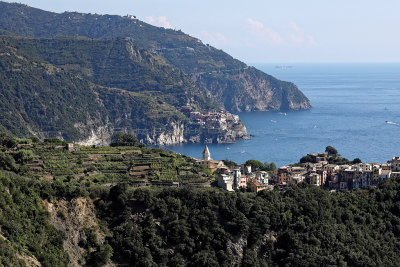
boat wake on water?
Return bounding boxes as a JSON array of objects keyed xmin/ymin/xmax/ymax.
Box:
[{"xmin": 385, "ymin": 121, "xmax": 400, "ymax": 126}]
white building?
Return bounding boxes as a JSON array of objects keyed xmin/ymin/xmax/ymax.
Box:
[
  {"xmin": 218, "ymin": 174, "xmax": 234, "ymax": 191},
  {"xmin": 255, "ymin": 171, "xmax": 269, "ymax": 184}
]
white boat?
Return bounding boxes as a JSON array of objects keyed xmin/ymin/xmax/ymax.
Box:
[{"xmin": 386, "ymin": 121, "xmax": 399, "ymax": 125}]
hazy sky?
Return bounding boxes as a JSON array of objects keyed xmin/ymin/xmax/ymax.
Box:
[{"xmin": 4, "ymin": 0, "xmax": 400, "ymax": 63}]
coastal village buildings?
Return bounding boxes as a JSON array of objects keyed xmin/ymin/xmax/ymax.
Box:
[
  {"xmin": 180, "ymin": 106, "xmax": 241, "ymax": 132},
  {"xmin": 207, "ymin": 145, "xmax": 400, "ymax": 193},
  {"xmin": 201, "ymin": 145, "xmax": 270, "ymax": 192}
]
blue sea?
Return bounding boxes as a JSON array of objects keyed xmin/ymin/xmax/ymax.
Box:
[{"xmin": 161, "ymin": 63, "xmax": 400, "ymax": 167}]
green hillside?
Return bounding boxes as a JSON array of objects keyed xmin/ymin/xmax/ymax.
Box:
[
  {"xmin": 0, "ymin": 35, "xmax": 250, "ymax": 144},
  {"xmin": 3, "ymin": 36, "xmax": 214, "ymax": 111},
  {"xmin": 0, "ymin": 37, "xmax": 106, "ymax": 140},
  {"xmin": 0, "ymin": 1, "xmax": 311, "ymax": 112},
  {"xmin": 1, "ymin": 135, "xmax": 400, "ymax": 266},
  {"xmin": 6, "ymin": 139, "xmax": 213, "ymax": 185}
]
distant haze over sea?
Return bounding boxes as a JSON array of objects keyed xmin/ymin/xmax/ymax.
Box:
[{"xmin": 162, "ymin": 63, "xmax": 400, "ymax": 166}]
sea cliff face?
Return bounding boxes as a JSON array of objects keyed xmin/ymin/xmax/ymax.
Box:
[
  {"xmin": 70, "ymin": 112, "xmax": 249, "ymax": 146},
  {"xmin": 193, "ymin": 67, "xmax": 312, "ymax": 112},
  {"xmin": 139, "ymin": 112, "xmax": 250, "ymax": 146}
]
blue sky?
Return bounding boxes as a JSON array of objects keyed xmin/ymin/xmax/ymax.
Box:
[{"xmin": 5, "ymin": 0, "xmax": 400, "ymax": 63}]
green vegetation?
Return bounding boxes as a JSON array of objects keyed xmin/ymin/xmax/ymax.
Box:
[
  {"xmin": 325, "ymin": 145, "xmax": 338, "ymax": 155},
  {"xmin": 299, "ymin": 147, "xmax": 363, "ymax": 165},
  {"xmin": 96, "ymin": 182, "xmax": 400, "ymax": 266},
  {"xmin": 328, "ymin": 155, "xmax": 363, "ymax": 165},
  {"xmin": 0, "ymin": 172, "xmax": 69, "ymax": 266},
  {"xmin": 0, "ymin": 35, "xmax": 218, "ymax": 142},
  {"xmin": 0, "ymin": 135, "xmax": 400, "ymax": 266},
  {"xmin": 245, "ymin": 159, "xmax": 264, "ymax": 171},
  {"xmin": 0, "ymin": 1, "xmax": 311, "ymax": 143},
  {"xmin": 245, "ymin": 159, "xmax": 276, "ymax": 172},
  {"xmin": 110, "ymin": 133, "xmax": 138, "ymax": 147},
  {"xmin": 264, "ymin": 161, "xmax": 277, "ymax": 171},
  {"xmin": 300, "ymin": 155, "xmax": 315, "ymax": 164},
  {"xmin": 0, "ymin": 135, "xmax": 213, "ymax": 185},
  {"xmin": 0, "ymin": 1, "xmax": 311, "ymax": 113}
]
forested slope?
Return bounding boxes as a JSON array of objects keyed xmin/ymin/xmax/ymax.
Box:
[
  {"xmin": 0, "ymin": 35, "xmax": 249, "ymax": 144},
  {"xmin": 0, "ymin": 1, "xmax": 311, "ymax": 112},
  {"xmin": 1, "ymin": 137, "xmax": 400, "ymax": 266}
]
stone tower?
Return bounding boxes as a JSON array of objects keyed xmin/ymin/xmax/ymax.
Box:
[{"xmin": 203, "ymin": 145, "xmax": 211, "ymax": 161}]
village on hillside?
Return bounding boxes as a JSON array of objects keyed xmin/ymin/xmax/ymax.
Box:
[
  {"xmin": 3, "ymin": 132, "xmax": 399, "ymax": 193},
  {"xmin": 198, "ymin": 145, "xmax": 400, "ymax": 192}
]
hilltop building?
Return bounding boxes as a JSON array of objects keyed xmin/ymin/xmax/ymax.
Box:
[{"xmin": 198, "ymin": 145, "xmax": 226, "ymax": 172}]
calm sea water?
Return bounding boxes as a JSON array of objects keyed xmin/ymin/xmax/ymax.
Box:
[{"xmin": 161, "ymin": 63, "xmax": 400, "ymax": 167}]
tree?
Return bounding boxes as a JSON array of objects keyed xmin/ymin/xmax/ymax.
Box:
[
  {"xmin": 110, "ymin": 133, "xmax": 138, "ymax": 147},
  {"xmin": 300, "ymin": 155, "xmax": 314, "ymax": 164},
  {"xmin": 264, "ymin": 162, "xmax": 277, "ymax": 171},
  {"xmin": 0, "ymin": 152, "xmax": 17, "ymax": 171},
  {"xmin": 29, "ymin": 136, "xmax": 40, "ymax": 143},
  {"xmin": 245, "ymin": 159, "xmax": 264, "ymax": 171},
  {"xmin": 14, "ymin": 149, "xmax": 34, "ymax": 164},
  {"xmin": 353, "ymin": 158, "xmax": 362, "ymax": 164},
  {"xmin": 325, "ymin": 146, "xmax": 338, "ymax": 156},
  {"xmin": 44, "ymin": 137, "xmax": 65, "ymax": 145},
  {"xmin": 223, "ymin": 159, "xmax": 237, "ymax": 169},
  {"xmin": 0, "ymin": 132, "xmax": 17, "ymax": 148},
  {"xmin": 269, "ymin": 162, "xmax": 277, "ymax": 171}
]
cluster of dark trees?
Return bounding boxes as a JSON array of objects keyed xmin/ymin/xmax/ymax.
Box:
[
  {"xmin": 245, "ymin": 159, "xmax": 277, "ymax": 172},
  {"xmin": 95, "ymin": 179, "xmax": 400, "ymax": 266},
  {"xmin": 300, "ymin": 146, "xmax": 362, "ymax": 165},
  {"xmin": 110, "ymin": 133, "xmax": 139, "ymax": 147}
]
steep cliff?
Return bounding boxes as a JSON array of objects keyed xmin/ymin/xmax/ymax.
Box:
[
  {"xmin": 192, "ymin": 66, "xmax": 312, "ymax": 111},
  {"xmin": 45, "ymin": 198, "xmax": 111, "ymax": 267}
]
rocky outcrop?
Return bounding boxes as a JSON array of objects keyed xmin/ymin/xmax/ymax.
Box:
[
  {"xmin": 144, "ymin": 122, "xmax": 185, "ymax": 145},
  {"xmin": 193, "ymin": 67, "xmax": 312, "ymax": 112},
  {"xmin": 76, "ymin": 124, "xmax": 113, "ymax": 146},
  {"xmin": 140, "ymin": 119, "xmax": 249, "ymax": 145},
  {"xmin": 227, "ymin": 236, "xmax": 247, "ymax": 266},
  {"xmin": 44, "ymin": 198, "xmax": 109, "ymax": 267}
]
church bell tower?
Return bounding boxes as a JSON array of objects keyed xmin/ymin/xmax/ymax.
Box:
[{"xmin": 203, "ymin": 145, "xmax": 211, "ymax": 161}]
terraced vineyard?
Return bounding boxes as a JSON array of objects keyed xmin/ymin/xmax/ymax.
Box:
[{"xmin": 15, "ymin": 141, "xmax": 213, "ymax": 186}]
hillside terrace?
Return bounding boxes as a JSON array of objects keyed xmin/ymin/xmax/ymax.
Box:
[{"xmin": 3, "ymin": 141, "xmax": 213, "ymax": 187}]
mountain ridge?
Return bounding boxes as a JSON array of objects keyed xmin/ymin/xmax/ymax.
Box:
[{"xmin": 0, "ymin": 1, "xmax": 311, "ymax": 112}]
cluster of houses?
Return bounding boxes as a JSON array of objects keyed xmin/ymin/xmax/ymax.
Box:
[
  {"xmin": 199, "ymin": 146, "xmax": 400, "ymax": 192},
  {"xmin": 180, "ymin": 106, "xmax": 240, "ymax": 130},
  {"xmin": 198, "ymin": 145, "xmax": 271, "ymax": 192},
  {"xmin": 275, "ymin": 152, "xmax": 400, "ymax": 191}
]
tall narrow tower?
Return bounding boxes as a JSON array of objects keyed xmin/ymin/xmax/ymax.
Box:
[{"xmin": 203, "ymin": 145, "xmax": 211, "ymax": 161}]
